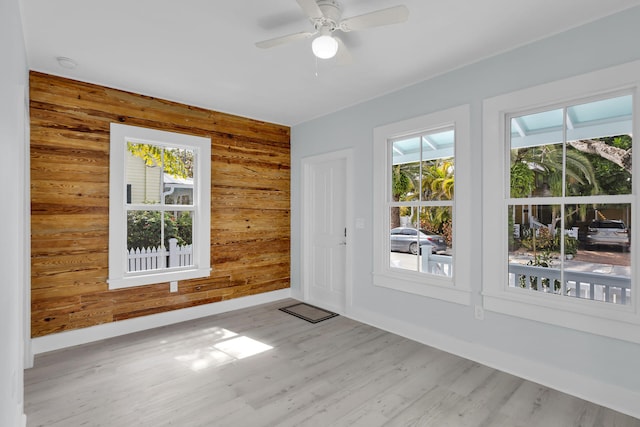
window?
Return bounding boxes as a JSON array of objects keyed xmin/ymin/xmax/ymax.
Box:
[
  {"xmin": 373, "ymin": 105, "xmax": 471, "ymax": 305},
  {"xmin": 483, "ymin": 61, "xmax": 640, "ymax": 343},
  {"xmin": 389, "ymin": 128, "xmax": 454, "ymax": 273},
  {"xmin": 108, "ymin": 123, "xmax": 211, "ymax": 289},
  {"xmin": 508, "ymin": 94, "xmax": 632, "ymax": 303}
]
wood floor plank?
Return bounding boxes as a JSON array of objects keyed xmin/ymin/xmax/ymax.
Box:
[{"xmin": 24, "ymin": 299, "xmax": 640, "ymax": 427}]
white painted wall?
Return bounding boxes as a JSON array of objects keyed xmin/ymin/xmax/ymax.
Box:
[
  {"xmin": 291, "ymin": 7, "xmax": 640, "ymax": 419},
  {"xmin": 0, "ymin": 0, "xmax": 28, "ymax": 425}
]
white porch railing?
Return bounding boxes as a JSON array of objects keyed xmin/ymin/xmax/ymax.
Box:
[
  {"xmin": 127, "ymin": 238, "xmax": 193, "ymax": 272},
  {"xmin": 508, "ymin": 263, "xmax": 631, "ymax": 304},
  {"xmin": 421, "ymin": 246, "xmax": 453, "ymax": 277}
]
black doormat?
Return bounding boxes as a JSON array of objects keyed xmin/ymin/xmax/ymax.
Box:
[{"xmin": 279, "ymin": 302, "xmax": 339, "ymax": 324}]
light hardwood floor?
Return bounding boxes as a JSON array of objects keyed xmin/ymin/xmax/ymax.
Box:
[{"xmin": 25, "ymin": 299, "xmax": 640, "ymax": 427}]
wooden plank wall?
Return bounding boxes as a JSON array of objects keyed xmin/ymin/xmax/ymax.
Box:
[{"xmin": 30, "ymin": 72, "xmax": 290, "ymax": 338}]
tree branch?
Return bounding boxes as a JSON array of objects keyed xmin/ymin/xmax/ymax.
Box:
[{"xmin": 568, "ymin": 139, "xmax": 632, "ymax": 173}]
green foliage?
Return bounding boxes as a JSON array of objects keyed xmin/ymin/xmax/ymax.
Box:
[
  {"xmin": 415, "ymin": 159, "xmax": 455, "ymax": 245},
  {"xmin": 612, "ymin": 135, "xmax": 632, "ymax": 150},
  {"xmin": 175, "ymin": 212, "xmax": 192, "ymax": 246},
  {"xmin": 574, "ymin": 135, "xmax": 632, "ymax": 196},
  {"xmin": 127, "ymin": 142, "xmax": 192, "ymax": 179},
  {"xmin": 422, "ymin": 159, "xmax": 454, "ymax": 200},
  {"xmin": 558, "ymin": 234, "xmax": 578, "ymax": 255},
  {"xmin": 391, "ymin": 159, "xmax": 454, "ymax": 234},
  {"xmin": 508, "ymin": 206, "xmax": 517, "ymax": 250},
  {"xmin": 564, "ymin": 148, "xmax": 600, "ymax": 195},
  {"xmin": 511, "ymin": 135, "xmax": 632, "ymax": 199},
  {"xmin": 528, "ymin": 251, "xmax": 554, "ymax": 268},
  {"xmin": 520, "ymin": 227, "xmax": 554, "ymax": 251},
  {"xmin": 520, "ymin": 227, "xmax": 578, "ymax": 256},
  {"xmin": 398, "ymin": 206, "xmax": 412, "ymax": 217},
  {"xmin": 510, "ymin": 161, "xmax": 535, "ymax": 198},
  {"xmin": 127, "ymin": 210, "xmax": 191, "ymax": 250},
  {"xmin": 392, "ymin": 164, "xmax": 414, "ymax": 200},
  {"xmin": 511, "ymin": 143, "xmax": 597, "ymax": 197}
]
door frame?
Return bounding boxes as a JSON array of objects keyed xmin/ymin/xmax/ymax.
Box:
[{"xmin": 301, "ymin": 149, "xmax": 353, "ymax": 313}]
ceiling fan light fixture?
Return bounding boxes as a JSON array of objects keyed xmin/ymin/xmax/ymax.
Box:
[{"xmin": 312, "ymin": 35, "xmax": 338, "ymax": 59}]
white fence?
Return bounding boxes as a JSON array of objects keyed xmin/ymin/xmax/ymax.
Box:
[
  {"xmin": 127, "ymin": 238, "xmax": 193, "ymax": 272},
  {"xmin": 421, "ymin": 247, "xmax": 453, "ymax": 277},
  {"xmin": 508, "ymin": 263, "xmax": 631, "ymax": 304}
]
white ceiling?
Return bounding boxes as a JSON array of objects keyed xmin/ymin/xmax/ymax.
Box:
[{"xmin": 21, "ymin": 0, "xmax": 640, "ymax": 126}]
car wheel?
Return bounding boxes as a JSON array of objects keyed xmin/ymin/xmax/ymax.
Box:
[{"xmin": 409, "ymin": 242, "xmax": 418, "ymax": 255}]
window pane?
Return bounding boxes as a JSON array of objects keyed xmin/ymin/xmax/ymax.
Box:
[
  {"xmin": 165, "ymin": 212, "xmax": 193, "ymax": 267},
  {"xmin": 565, "ymin": 203, "xmax": 631, "ymax": 304},
  {"xmin": 421, "ymin": 129, "xmax": 454, "ymax": 202},
  {"xmin": 510, "ymin": 202, "xmax": 632, "ymax": 305},
  {"xmin": 390, "ymin": 206, "xmax": 419, "ymax": 272},
  {"xmin": 389, "ymin": 206, "xmax": 452, "ymax": 277},
  {"xmin": 419, "ymin": 206, "xmax": 452, "ymax": 277},
  {"xmin": 510, "ymin": 109, "xmax": 563, "ymax": 198},
  {"xmin": 127, "ymin": 210, "xmax": 164, "ymax": 272},
  {"xmin": 565, "ymin": 96, "xmax": 632, "ymax": 197},
  {"xmin": 508, "ymin": 204, "xmax": 561, "ymax": 293},
  {"xmin": 126, "ymin": 210, "xmax": 194, "ymax": 272},
  {"xmin": 127, "ymin": 210, "xmax": 162, "ymax": 251},
  {"xmin": 164, "ymin": 148, "xmax": 195, "ymax": 205},
  {"xmin": 390, "ymin": 162, "xmax": 419, "ymax": 204},
  {"xmin": 126, "ymin": 144, "xmax": 162, "ymax": 205}
]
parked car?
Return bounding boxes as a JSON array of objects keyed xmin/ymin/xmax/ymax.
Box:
[
  {"xmin": 390, "ymin": 227, "xmax": 447, "ymax": 254},
  {"xmin": 586, "ymin": 219, "xmax": 630, "ymax": 249}
]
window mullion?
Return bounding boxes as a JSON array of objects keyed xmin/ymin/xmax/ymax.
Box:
[
  {"xmin": 560, "ymin": 106, "xmax": 567, "ymax": 295},
  {"xmin": 417, "ymin": 135, "xmax": 423, "ymax": 272}
]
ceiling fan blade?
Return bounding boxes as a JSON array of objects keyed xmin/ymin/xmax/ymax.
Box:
[
  {"xmin": 296, "ymin": 0, "xmax": 324, "ymax": 20},
  {"xmin": 335, "ymin": 37, "xmax": 352, "ymax": 65},
  {"xmin": 255, "ymin": 31, "xmax": 315, "ymax": 49},
  {"xmin": 339, "ymin": 5, "xmax": 409, "ymax": 32}
]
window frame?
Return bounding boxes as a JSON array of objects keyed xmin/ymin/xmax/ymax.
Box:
[
  {"xmin": 373, "ymin": 105, "xmax": 472, "ymax": 305},
  {"xmin": 108, "ymin": 123, "xmax": 211, "ymax": 290},
  {"xmin": 482, "ymin": 61, "xmax": 640, "ymax": 343}
]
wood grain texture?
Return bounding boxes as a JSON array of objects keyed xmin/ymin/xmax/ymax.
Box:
[
  {"xmin": 30, "ymin": 71, "xmax": 290, "ymax": 338},
  {"xmin": 24, "ymin": 299, "xmax": 640, "ymax": 427}
]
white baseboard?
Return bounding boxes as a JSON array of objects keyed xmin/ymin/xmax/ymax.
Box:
[
  {"xmin": 289, "ymin": 287, "xmax": 303, "ymax": 301},
  {"xmin": 16, "ymin": 405, "xmax": 26, "ymax": 427},
  {"xmin": 24, "ymin": 335, "xmax": 33, "ymax": 369},
  {"xmin": 30, "ymin": 289, "xmax": 291, "ymax": 355},
  {"xmin": 344, "ymin": 305, "xmax": 640, "ymax": 421}
]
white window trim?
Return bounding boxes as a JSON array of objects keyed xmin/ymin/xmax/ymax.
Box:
[
  {"xmin": 108, "ymin": 123, "xmax": 211, "ymax": 290},
  {"xmin": 482, "ymin": 60, "xmax": 640, "ymax": 344},
  {"xmin": 373, "ymin": 104, "xmax": 472, "ymax": 305}
]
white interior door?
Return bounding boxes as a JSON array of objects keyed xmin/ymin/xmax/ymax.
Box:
[{"xmin": 304, "ymin": 155, "xmax": 348, "ymax": 313}]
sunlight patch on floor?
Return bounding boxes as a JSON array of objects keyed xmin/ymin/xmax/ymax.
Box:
[{"xmin": 174, "ymin": 327, "xmax": 273, "ymax": 371}]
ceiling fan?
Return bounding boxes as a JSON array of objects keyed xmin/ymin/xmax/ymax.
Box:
[{"xmin": 255, "ymin": 0, "xmax": 409, "ymax": 62}]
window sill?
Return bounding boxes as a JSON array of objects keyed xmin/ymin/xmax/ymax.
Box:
[
  {"xmin": 108, "ymin": 267, "xmax": 211, "ymax": 290},
  {"xmin": 373, "ymin": 271, "xmax": 471, "ymax": 305},
  {"xmin": 483, "ymin": 289, "xmax": 640, "ymax": 344}
]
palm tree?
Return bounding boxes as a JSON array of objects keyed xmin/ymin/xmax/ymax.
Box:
[
  {"xmin": 510, "ymin": 143, "xmax": 599, "ymax": 197},
  {"xmin": 510, "ymin": 143, "xmax": 600, "ymax": 254},
  {"xmin": 391, "ymin": 163, "xmax": 417, "ymax": 228},
  {"xmin": 422, "ymin": 159, "xmax": 454, "ymax": 200},
  {"xmin": 419, "ymin": 159, "xmax": 454, "ymax": 243}
]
